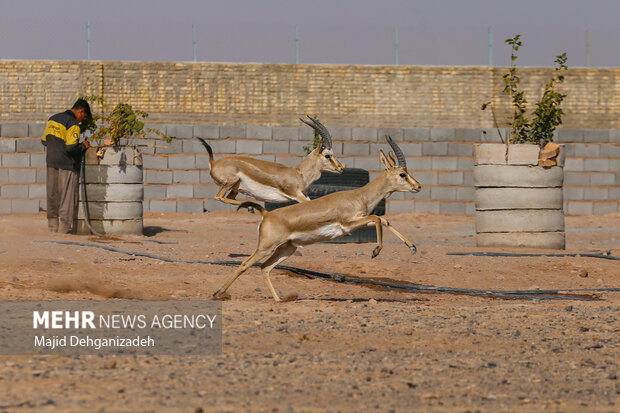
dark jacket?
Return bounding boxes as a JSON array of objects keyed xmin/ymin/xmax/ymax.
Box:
[{"xmin": 41, "ymin": 110, "xmax": 87, "ymax": 172}]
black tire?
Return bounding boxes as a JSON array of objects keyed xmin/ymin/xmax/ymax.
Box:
[
  {"xmin": 313, "ymin": 168, "xmax": 369, "ymax": 186},
  {"xmin": 307, "ymin": 184, "xmax": 356, "ymax": 198}
]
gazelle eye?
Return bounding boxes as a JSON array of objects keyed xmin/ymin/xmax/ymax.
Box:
[
  {"xmin": 325, "ymin": 155, "xmax": 331, "ymax": 159},
  {"xmin": 399, "ymin": 173, "xmax": 406, "ymax": 178}
]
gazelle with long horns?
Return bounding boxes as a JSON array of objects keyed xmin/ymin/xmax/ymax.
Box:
[
  {"xmin": 197, "ymin": 116, "xmax": 345, "ymax": 206},
  {"xmin": 213, "ymin": 135, "xmax": 422, "ymax": 302}
]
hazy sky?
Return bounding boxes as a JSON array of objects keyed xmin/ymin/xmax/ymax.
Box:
[{"xmin": 1, "ymin": 0, "xmax": 619, "ymax": 67}]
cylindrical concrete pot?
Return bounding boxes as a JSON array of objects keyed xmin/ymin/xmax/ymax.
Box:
[
  {"xmin": 77, "ymin": 146, "xmax": 144, "ymax": 235},
  {"xmin": 474, "ymin": 143, "xmax": 565, "ymax": 249}
]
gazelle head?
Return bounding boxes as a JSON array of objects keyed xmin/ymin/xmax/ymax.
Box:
[
  {"xmin": 379, "ymin": 135, "xmax": 421, "ymax": 193},
  {"xmin": 300, "ymin": 115, "xmax": 346, "ymax": 173}
]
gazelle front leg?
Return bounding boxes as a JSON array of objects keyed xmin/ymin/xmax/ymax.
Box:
[
  {"xmin": 380, "ymin": 217, "xmax": 418, "ymax": 254},
  {"xmin": 346, "ymin": 215, "xmax": 384, "ymax": 258},
  {"xmin": 291, "ymin": 191, "xmax": 311, "ymax": 204}
]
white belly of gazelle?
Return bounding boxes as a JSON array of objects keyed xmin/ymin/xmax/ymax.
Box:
[
  {"xmin": 238, "ymin": 174, "xmax": 292, "ymax": 203},
  {"xmin": 290, "ymin": 223, "xmax": 348, "ymax": 246}
]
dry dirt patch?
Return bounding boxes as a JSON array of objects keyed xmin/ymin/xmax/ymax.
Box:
[{"xmin": 0, "ymin": 212, "xmax": 618, "ymax": 411}]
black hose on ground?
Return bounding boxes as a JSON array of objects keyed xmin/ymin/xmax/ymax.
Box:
[
  {"xmin": 79, "ymin": 153, "xmax": 105, "ymax": 237},
  {"xmin": 35, "ymin": 240, "xmax": 620, "ymax": 299},
  {"xmin": 447, "ymin": 251, "xmax": 620, "ymax": 261}
]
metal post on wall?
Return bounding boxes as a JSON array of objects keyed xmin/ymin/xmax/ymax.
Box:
[
  {"xmin": 586, "ymin": 29, "xmax": 591, "ymax": 67},
  {"xmin": 295, "ymin": 25, "xmax": 299, "ymax": 64},
  {"xmin": 394, "ymin": 27, "xmax": 399, "ymax": 65},
  {"xmin": 488, "ymin": 27, "xmax": 492, "ymax": 66},
  {"xmin": 86, "ymin": 21, "xmax": 91, "ymax": 60},
  {"xmin": 193, "ymin": 24, "xmax": 197, "ymax": 62}
]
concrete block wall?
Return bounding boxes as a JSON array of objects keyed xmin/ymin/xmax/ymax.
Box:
[
  {"xmin": 0, "ymin": 123, "xmax": 47, "ymax": 214},
  {"xmin": 4, "ymin": 60, "xmax": 620, "ymax": 130},
  {"xmin": 1, "ymin": 123, "xmax": 618, "ymax": 215}
]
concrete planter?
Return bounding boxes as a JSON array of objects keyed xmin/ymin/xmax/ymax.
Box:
[
  {"xmin": 77, "ymin": 146, "xmax": 144, "ymax": 235},
  {"xmin": 474, "ymin": 143, "xmax": 565, "ymax": 249}
]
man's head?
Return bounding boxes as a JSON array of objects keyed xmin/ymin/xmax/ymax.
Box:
[{"xmin": 71, "ymin": 99, "xmax": 91, "ymax": 123}]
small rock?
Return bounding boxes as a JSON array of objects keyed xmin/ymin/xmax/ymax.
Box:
[
  {"xmin": 496, "ymin": 275, "xmax": 504, "ymax": 280},
  {"xmin": 172, "ymin": 290, "xmax": 188, "ymax": 298},
  {"xmin": 528, "ymin": 285, "xmax": 540, "ymax": 290},
  {"xmin": 103, "ymin": 359, "xmax": 117, "ymax": 369},
  {"xmin": 368, "ymin": 298, "xmax": 377, "ymax": 305},
  {"xmin": 538, "ymin": 142, "xmax": 560, "ymax": 167},
  {"xmin": 565, "ymin": 305, "xmax": 573, "ymax": 312},
  {"xmin": 453, "ymin": 264, "xmax": 462, "ymax": 269},
  {"xmin": 578, "ymin": 269, "xmax": 589, "ymax": 278},
  {"xmin": 195, "ymin": 408, "xmax": 204, "ymax": 413}
]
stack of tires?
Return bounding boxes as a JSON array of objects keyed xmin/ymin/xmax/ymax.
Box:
[{"xmin": 265, "ymin": 168, "xmax": 385, "ymax": 243}]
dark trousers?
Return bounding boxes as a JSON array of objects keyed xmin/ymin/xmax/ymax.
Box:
[{"xmin": 46, "ymin": 167, "xmax": 79, "ymax": 233}]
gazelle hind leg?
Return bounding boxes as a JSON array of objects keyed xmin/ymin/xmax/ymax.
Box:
[
  {"xmin": 260, "ymin": 241, "xmax": 298, "ymax": 302},
  {"xmin": 380, "ymin": 217, "xmax": 417, "ymax": 254},
  {"xmin": 213, "ymin": 243, "xmax": 279, "ymax": 299},
  {"xmin": 214, "ymin": 181, "xmax": 247, "ymax": 206}
]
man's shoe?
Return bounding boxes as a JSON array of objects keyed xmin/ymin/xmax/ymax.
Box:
[{"xmin": 48, "ymin": 218, "xmax": 59, "ymax": 233}]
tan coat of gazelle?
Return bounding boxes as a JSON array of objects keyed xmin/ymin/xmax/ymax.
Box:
[
  {"xmin": 197, "ymin": 116, "xmax": 344, "ymax": 206},
  {"xmin": 213, "ymin": 135, "xmax": 422, "ymax": 302}
]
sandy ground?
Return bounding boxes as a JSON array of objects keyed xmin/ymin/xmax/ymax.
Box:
[{"xmin": 0, "ymin": 211, "xmax": 618, "ymax": 412}]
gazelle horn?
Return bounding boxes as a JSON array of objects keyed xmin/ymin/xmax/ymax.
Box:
[
  {"xmin": 385, "ymin": 135, "xmax": 406, "ymax": 168},
  {"xmin": 299, "ymin": 115, "xmax": 332, "ymax": 150}
]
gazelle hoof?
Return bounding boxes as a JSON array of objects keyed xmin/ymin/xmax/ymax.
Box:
[
  {"xmin": 212, "ymin": 291, "xmax": 231, "ymax": 301},
  {"xmin": 280, "ymin": 293, "xmax": 299, "ymax": 302},
  {"xmin": 371, "ymin": 247, "xmax": 381, "ymax": 259},
  {"xmin": 410, "ymin": 245, "xmax": 417, "ymax": 255}
]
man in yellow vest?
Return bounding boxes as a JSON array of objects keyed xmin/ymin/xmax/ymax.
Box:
[{"xmin": 41, "ymin": 99, "xmax": 91, "ymax": 233}]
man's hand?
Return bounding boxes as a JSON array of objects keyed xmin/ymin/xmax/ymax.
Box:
[{"xmin": 83, "ymin": 140, "xmax": 91, "ymax": 149}]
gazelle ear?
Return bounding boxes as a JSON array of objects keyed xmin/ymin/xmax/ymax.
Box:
[
  {"xmin": 379, "ymin": 150, "xmax": 393, "ymax": 170},
  {"xmin": 387, "ymin": 151, "xmax": 397, "ymax": 168}
]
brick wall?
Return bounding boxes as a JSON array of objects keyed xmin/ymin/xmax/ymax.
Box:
[
  {"xmin": 2, "ymin": 60, "xmax": 620, "ymax": 129},
  {"xmin": 1, "ymin": 123, "xmax": 618, "ymax": 215}
]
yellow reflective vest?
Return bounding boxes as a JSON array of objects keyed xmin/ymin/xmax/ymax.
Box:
[{"xmin": 42, "ymin": 110, "xmax": 86, "ymax": 171}]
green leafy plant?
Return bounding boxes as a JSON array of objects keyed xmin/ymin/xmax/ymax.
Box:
[
  {"xmin": 79, "ymin": 95, "xmax": 170, "ymax": 145},
  {"xmin": 482, "ymin": 35, "xmax": 568, "ymax": 147}
]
